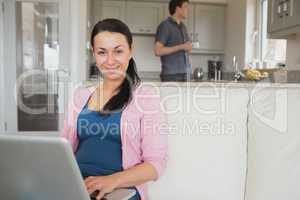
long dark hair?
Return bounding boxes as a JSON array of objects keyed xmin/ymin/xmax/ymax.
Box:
[{"xmin": 90, "ymin": 18, "xmax": 140, "ymax": 113}]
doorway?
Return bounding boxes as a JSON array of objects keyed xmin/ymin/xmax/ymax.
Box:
[{"xmin": 3, "ymin": 0, "xmax": 71, "ymax": 134}]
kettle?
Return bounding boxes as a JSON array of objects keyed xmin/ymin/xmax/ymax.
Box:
[{"xmin": 193, "ymin": 67, "xmax": 204, "ymax": 81}]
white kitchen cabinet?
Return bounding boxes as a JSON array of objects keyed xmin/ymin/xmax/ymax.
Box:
[
  {"xmin": 93, "ymin": 0, "xmax": 126, "ymax": 23},
  {"xmin": 284, "ymin": 0, "xmax": 300, "ymax": 28},
  {"xmin": 92, "ymin": 0, "xmax": 225, "ymax": 53},
  {"xmin": 268, "ymin": 0, "xmax": 300, "ymax": 38},
  {"xmin": 162, "ymin": 2, "xmax": 169, "ymax": 19},
  {"xmin": 268, "ymin": 0, "xmax": 286, "ymax": 33},
  {"xmin": 126, "ymin": 1, "xmax": 164, "ymax": 34},
  {"xmin": 192, "ymin": 4, "xmax": 225, "ymax": 53}
]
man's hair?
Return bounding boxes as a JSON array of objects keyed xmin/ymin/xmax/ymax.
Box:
[{"xmin": 169, "ymin": 0, "xmax": 189, "ymax": 15}]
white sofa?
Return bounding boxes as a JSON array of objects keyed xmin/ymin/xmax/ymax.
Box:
[
  {"xmin": 148, "ymin": 86, "xmax": 249, "ymax": 200},
  {"xmin": 148, "ymin": 84, "xmax": 300, "ymax": 200},
  {"xmin": 246, "ymin": 87, "xmax": 300, "ymax": 200}
]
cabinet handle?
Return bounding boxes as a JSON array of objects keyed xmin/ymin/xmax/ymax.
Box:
[
  {"xmin": 146, "ymin": 29, "xmax": 151, "ymax": 33},
  {"xmin": 282, "ymin": 2, "xmax": 288, "ymax": 12},
  {"xmin": 139, "ymin": 28, "xmax": 144, "ymax": 32},
  {"xmin": 277, "ymin": 4, "xmax": 282, "ymax": 14}
]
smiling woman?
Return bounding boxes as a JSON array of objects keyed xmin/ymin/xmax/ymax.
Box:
[
  {"xmin": 92, "ymin": 31, "xmax": 132, "ymax": 80},
  {"xmin": 89, "ymin": 19, "xmax": 140, "ymax": 113},
  {"xmin": 61, "ymin": 18, "xmax": 168, "ymax": 200}
]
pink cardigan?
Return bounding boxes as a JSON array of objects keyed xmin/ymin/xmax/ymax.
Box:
[{"xmin": 60, "ymin": 84, "xmax": 168, "ymax": 200}]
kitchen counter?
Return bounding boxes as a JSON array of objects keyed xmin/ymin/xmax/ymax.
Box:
[
  {"xmin": 141, "ymin": 80, "xmax": 300, "ymax": 89},
  {"xmin": 86, "ymin": 70, "xmax": 300, "ymax": 88},
  {"xmin": 137, "ymin": 70, "xmax": 300, "ymax": 88},
  {"xmin": 86, "ymin": 78, "xmax": 300, "ymax": 89},
  {"xmin": 84, "ymin": 79, "xmax": 300, "ymax": 89}
]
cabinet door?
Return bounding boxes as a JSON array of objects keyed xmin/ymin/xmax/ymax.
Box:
[
  {"xmin": 268, "ymin": 0, "xmax": 300, "ymax": 38},
  {"xmin": 126, "ymin": 1, "xmax": 164, "ymax": 34},
  {"xmin": 163, "ymin": 3, "xmax": 169, "ymax": 19},
  {"xmin": 185, "ymin": 5, "xmax": 194, "ymax": 41},
  {"xmin": 268, "ymin": 0, "xmax": 286, "ymax": 32},
  {"xmin": 100, "ymin": 0, "xmax": 126, "ymax": 22},
  {"xmin": 285, "ymin": 0, "xmax": 300, "ymax": 28},
  {"xmin": 194, "ymin": 5, "xmax": 225, "ymax": 52}
]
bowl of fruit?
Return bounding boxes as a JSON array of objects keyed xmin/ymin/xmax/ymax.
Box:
[{"xmin": 243, "ymin": 68, "xmax": 269, "ymax": 81}]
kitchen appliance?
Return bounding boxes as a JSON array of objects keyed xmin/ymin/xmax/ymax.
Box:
[
  {"xmin": 208, "ymin": 60, "xmax": 222, "ymax": 80},
  {"xmin": 193, "ymin": 67, "xmax": 204, "ymax": 81}
]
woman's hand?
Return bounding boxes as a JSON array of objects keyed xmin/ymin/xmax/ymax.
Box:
[{"xmin": 84, "ymin": 175, "xmax": 120, "ymax": 200}]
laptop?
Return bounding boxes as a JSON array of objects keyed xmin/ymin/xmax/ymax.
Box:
[{"xmin": 0, "ymin": 134, "xmax": 136, "ymax": 200}]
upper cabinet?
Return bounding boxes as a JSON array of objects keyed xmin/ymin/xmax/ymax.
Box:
[
  {"xmin": 268, "ymin": 0, "xmax": 300, "ymax": 38},
  {"xmin": 92, "ymin": 0, "xmax": 226, "ymax": 54},
  {"xmin": 101, "ymin": 0, "xmax": 126, "ymax": 22},
  {"xmin": 92, "ymin": 0, "xmax": 126, "ymax": 25},
  {"xmin": 126, "ymin": 1, "xmax": 164, "ymax": 34},
  {"xmin": 284, "ymin": 0, "xmax": 300, "ymax": 29},
  {"xmin": 191, "ymin": 4, "xmax": 225, "ymax": 54},
  {"xmin": 95, "ymin": 0, "xmax": 164, "ymax": 35}
]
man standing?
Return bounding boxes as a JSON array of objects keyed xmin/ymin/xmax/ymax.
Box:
[{"xmin": 154, "ymin": 0, "xmax": 192, "ymax": 81}]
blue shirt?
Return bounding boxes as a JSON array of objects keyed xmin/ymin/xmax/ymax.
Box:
[
  {"xmin": 75, "ymin": 105, "xmax": 122, "ymax": 177},
  {"xmin": 75, "ymin": 104, "xmax": 140, "ymax": 200},
  {"xmin": 155, "ymin": 17, "xmax": 191, "ymax": 75}
]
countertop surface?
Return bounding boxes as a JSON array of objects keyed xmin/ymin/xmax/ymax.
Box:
[
  {"xmin": 86, "ymin": 78, "xmax": 300, "ymax": 89},
  {"xmin": 86, "ymin": 70, "xmax": 300, "ymax": 88}
]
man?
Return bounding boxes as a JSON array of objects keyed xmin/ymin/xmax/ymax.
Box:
[{"xmin": 154, "ymin": 0, "xmax": 192, "ymax": 81}]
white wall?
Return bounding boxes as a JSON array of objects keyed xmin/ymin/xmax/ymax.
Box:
[
  {"xmin": 286, "ymin": 34, "xmax": 300, "ymax": 70},
  {"xmin": 0, "ymin": 0, "xmax": 4, "ymax": 132},
  {"xmin": 132, "ymin": 35, "xmax": 160, "ymax": 72},
  {"xmin": 2, "ymin": 0, "xmax": 18, "ymax": 133},
  {"xmin": 70, "ymin": 0, "xmax": 89, "ymax": 84},
  {"xmin": 245, "ymin": 0, "xmax": 258, "ymax": 65},
  {"xmin": 224, "ymin": 0, "xmax": 247, "ymax": 71}
]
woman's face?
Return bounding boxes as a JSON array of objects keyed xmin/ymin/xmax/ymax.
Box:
[{"xmin": 92, "ymin": 31, "xmax": 132, "ymax": 81}]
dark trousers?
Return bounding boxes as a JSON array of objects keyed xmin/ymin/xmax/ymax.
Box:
[{"xmin": 160, "ymin": 73, "xmax": 191, "ymax": 82}]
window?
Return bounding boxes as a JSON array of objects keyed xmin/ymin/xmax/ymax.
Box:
[{"xmin": 258, "ymin": 0, "xmax": 286, "ymax": 67}]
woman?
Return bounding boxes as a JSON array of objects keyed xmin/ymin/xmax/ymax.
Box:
[{"xmin": 61, "ymin": 19, "xmax": 168, "ymax": 200}]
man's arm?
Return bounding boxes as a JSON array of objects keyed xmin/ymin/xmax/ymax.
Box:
[{"xmin": 154, "ymin": 41, "xmax": 192, "ymax": 56}]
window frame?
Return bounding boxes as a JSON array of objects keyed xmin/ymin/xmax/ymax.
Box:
[
  {"xmin": 257, "ymin": 0, "xmax": 267, "ymax": 62},
  {"xmin": 257, "ymin": 0, "xmax": 287, "ymax": 67}
]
